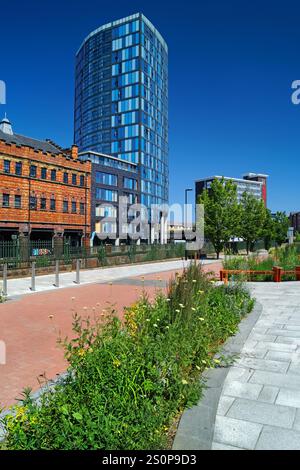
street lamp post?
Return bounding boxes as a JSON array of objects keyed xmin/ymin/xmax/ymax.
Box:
[{"xmin": 184, "ymin": 188, "xmax": 193, "ymax": 229}]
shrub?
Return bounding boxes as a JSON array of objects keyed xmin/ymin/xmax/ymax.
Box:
[
  {"xmin": 2, "ymin": 264, "xmax": 254, "ymax": 450},
  {"xmin": 97, "ymin": 245, "xmax": 107, "ymax": 266}
]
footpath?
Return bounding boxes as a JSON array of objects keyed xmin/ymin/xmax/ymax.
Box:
[{"xmin": 173, "ymin": 282, "xmax": 300, "ymax": 450}]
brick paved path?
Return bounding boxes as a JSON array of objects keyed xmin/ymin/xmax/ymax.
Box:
[{"xmin": 0, "ymin": 260, "xmax": 221, "ymax": 409}]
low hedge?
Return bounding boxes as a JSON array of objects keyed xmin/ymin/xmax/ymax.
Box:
[{"xmin": 1, "ymin": 264, "xmax": 254, "ymax": 450}]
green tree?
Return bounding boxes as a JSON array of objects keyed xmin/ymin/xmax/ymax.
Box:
[
  {"xmin": 273, "ymin": 211, "xmax": 290, "ymax": 246},
  {"xmin": 198, "ymin": 178, "xmax": 240, "ymax": 259},
  {"xmin": 239, "ymin": 193, "xmax": 266, "ymax": 254},
  {"xmin": 262, "ymin": 209, "xmax": 275, "ymax": 251}
]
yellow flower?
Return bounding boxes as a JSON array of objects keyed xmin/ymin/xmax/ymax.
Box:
[{"xmin": 16, "ymin": 406, "xmax": 26, "ymax": 417}]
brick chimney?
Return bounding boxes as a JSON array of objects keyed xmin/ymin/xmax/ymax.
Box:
[{"xmin": 71, "ymin": 144, "xmax": 78, "ymax": 159}]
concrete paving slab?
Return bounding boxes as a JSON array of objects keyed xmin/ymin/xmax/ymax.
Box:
[
  {"xmin": 255, "ymin": 425, "xmax": 300, "ymax": 450},
  {"xmin": 236, "ymin": 356, "xmax": 289, "ymax": 374},
  {"xmin": 257, "ymin": 386, "xmax": 279, "ymax": 404},
  {"xmin": 214, "ymin": 416, "xmax": 262, "ymax": 450},
  {"xmin": 276, "ymin": 388, "xmax": 300, "ymax": 409},
  {"xmin": 250, "ymin": 370, "xmax": 300, "ymax": 389},
  {"xmin": 227, "ymin": 397, "xmax": 296, "ymax": 428},
  {"xmin": 216, "ymin": 396, "xmax": 235, "ymax": 416},
  {"xmin": 222, "ymin": 381, "xmax": 262, "ymax": 400}
]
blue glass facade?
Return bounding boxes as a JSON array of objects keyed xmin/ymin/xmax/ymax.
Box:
[{"xmin": 74, "ymin": 13, "xmax": 169, "ymax": 209}]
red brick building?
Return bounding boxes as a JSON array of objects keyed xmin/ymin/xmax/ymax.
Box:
[{"xmin": 0, "ymin": 116, "xmax": 91, "ymax": 249}]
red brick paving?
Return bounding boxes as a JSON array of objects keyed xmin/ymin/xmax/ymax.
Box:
[{"xmin": 0, "ymin": 262, "xmax": 221, "ymax": 409}]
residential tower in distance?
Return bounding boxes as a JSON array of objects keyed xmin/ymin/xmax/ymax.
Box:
[
  {"xmin": 195, "ymin": 173, "xmax": 268, "ymax": 206},
  {"xmin": 74, "ymin": 13, "xmax": 169, "ymax": 243}
]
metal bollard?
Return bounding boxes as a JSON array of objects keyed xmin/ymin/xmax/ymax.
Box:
[
  {"xmin": 54, "ymin": 260, "xmax": 60, "ymax": 288},
  {"xmin": 74, "ymin": 259, "xmax": 80, "ymax": 284},
  {"xmin": 3, "ymin": 263, "xmax": 8, "ymax": 297},
  {"xmin": 30, "ymin": 262, "xmax": 36, "ymax": 291}
]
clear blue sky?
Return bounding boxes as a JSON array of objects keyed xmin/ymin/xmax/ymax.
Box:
[{"xmin": 1, "ymin": 0, "xmax": 299, "ymax": 212}]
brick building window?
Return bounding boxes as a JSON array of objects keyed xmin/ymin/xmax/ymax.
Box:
[
  {"xmin": 41, "ymin": 168, "xmax": 47, "ymax": 179},
  {"xmin": 4, "ymin": 160, "xmax": 11, "ymax": 173},
  {"xmin": 80, "ymin": 175, "xmax": 85, "ymax": 187},
  {"xmin": 40, "ymin": 198, "xmax": 47, "ymax": 210},
  {"xmin": 72, "ymin": 201, "xmax": 77, "ymax": 213},
  {"xmin": 30, "ymin": 165, "xmax": 37, "ymax": 178},
  {"xmin": 80, "ymin": 202, "xmax": 85, "ymax": 215},
  {"xmin": 15, "ymin": 162, "xmax": 22, "ymax": 176},
  {"xmin": 63, "ymin": 200, "xmax": 69, "ymax": 213},
  {"xmin": 50, "ymin": 198, "xmax": 56, "ymax": 211},
  {"xmin": 72, "ymin": 174, "xmax": 77, "ymax": 185},
  {"xmin": 30, "ymin": 196, "xmax": 37, "ymax": 210},
  {"xmin": 14, "ymin": 195, "xmax": 21, "ymax": 209},
  {"xmin": 51, "ymin": 169, "xmax": 56, "ymax": 181},
  {"xmin": 2, "ymin": 194, "xmax": 9, "ymax": 207},
  {"xmin": 63, "ymin": 172, "xmax": 68, "ymax": 184}
]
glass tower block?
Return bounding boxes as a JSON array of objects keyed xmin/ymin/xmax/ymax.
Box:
[{"xmin": 74, "ymin": 13, "xmax": 169, "ymax": 208}]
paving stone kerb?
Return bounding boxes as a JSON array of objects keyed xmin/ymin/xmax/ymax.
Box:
[{"xmin": 172, "ymin": 296, "xmax": 263, "ymax": 450}]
